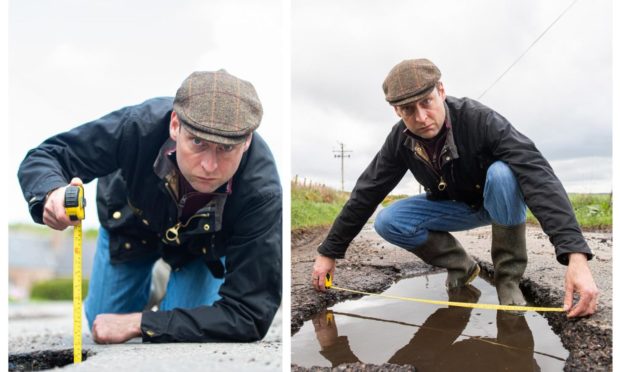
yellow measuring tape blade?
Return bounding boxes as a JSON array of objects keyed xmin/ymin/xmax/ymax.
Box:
[
  {"xmin": 325, "ymin": 275, "xmax": 564, "ymax": 312},
  {"xmin": 73, "ymin": 222, "xmax": 82, "ymax": 363}
]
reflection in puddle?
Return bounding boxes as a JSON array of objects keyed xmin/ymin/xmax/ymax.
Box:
[{"xmin": 292, "ymin": 273, "xmax": 567, "ymax": 371}]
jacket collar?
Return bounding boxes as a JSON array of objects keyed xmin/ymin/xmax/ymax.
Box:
[
  {"xmin": 152, "ymin": 138, "xmax": 233, "ymax": 200},
  {"xmin": 153, "ymin": 138, "xmax": 181, "ymax": 199},
  {"xmin": 402, "ymin": 101, "xmax": 460, "ymax": 163}
]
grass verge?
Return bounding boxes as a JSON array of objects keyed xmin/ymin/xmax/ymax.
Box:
[
  {"xmin": 293, "ymin": 181, "xmax": 612, "ymax": 231},
  {"xmin": 291, "ymin": 181, "xmax": 349, "ymax": 229},
  {"xmin": 9, "ymin": 223, "xmax": 99, "ymax": 240},
  {"xmin": 527, "ymin": 193, "xmax": 612, "ymax": 230},
  {"xmin": 30, "ymin": 278, "xmax": 89, "ymax": 301}
]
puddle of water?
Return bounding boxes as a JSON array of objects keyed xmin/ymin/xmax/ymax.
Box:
[
  {"xmin": 292, "ymin": 272, "xmax": 568, "ymax": 371},
  {"xmin": 9, "ymin": 349, "xmax": 89, "ymax": 371}
]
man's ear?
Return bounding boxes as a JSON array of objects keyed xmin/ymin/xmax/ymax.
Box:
[
  {"xmin": 169, "ymin": 111, "xmax": 180, "ymax": 141},
  {"xmin": 243, "ymin": 132, "xmax": 253, "ymax": 152},
  {"xmin": 393, "ymin": 106, "xmax": 402, "ymax": 118},
  {"xmin": 436, "ymin": 81, "xmax": 446, "ymax": 101}
]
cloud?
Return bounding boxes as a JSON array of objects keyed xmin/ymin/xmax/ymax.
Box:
[
  {"xmin": 191, "ymin": 0, "xmax": 283, "ymax": 171},
  {"xmin": 550, "ymin": 157, "xmax": 613, "ymax": 193},
  {"xmin": 9, "ymin": 0, "xmax": 284, "ymax": 227},
  {"xmin": 47, "ymin": 43, "xmax": 114, "ymax": 71},
  {"xmin": 291, "ymin": 0, "xmax": 612, "ymax": 193}
]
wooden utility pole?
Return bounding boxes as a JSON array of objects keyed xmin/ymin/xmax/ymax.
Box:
[{"xmin": 333, "ymin": 142, "xmax": 352, "ymax": 192}]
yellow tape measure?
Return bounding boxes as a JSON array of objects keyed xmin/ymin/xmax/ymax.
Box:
[
  {"xmin": 324, "ymin": 273, "xmax": 564, "ymax": 312},
  {"xmin": 64, "ymin": 185, "xmax": 86, "ymax": 363}
]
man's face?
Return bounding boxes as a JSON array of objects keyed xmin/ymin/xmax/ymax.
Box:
[
  {"xmin": 394, "ymin": 82, "xmax": 447, "ymax": 139},
  {"xmin": 169, "ymin": 112, "xmax": 251, "ymax": 193}
]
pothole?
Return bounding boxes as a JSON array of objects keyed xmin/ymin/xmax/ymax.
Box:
[
  {"xmin": 292, "ymin": 272, "xmax": 568, "ymax": 371},
  {"xmin": 9, "ymin": 349, "xmax": 90, "ymax": 371}
]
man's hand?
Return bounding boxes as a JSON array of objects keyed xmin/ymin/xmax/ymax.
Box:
[
  {"xmin": 42, "ymin": 177, "xmax": 83, "ymax": 230},
  {"xmin": 92, "ymin": 313, "xmax": 143, "ymax": 344},
  {"xmin": 312, "ymin": 255, "xmax": 336, "ymax": 292},
  {"xmin": 564, "ymin": 253, "xmax": 599, "ymax": 318}
]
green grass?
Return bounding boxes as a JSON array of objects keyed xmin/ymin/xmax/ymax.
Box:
[
  {"xmin": 83, "ymin": 228, "xmax": 99, "ymax": 240},
  {"xmin": 292, "ymin": 181, "xmax": 612, "ymax": 231},
  {"xmin": 291, "ymin": 181, "xmax": 412, "ymax": 229},
  {"xmin": 291, "ymin": 181, "xmax": 350, "ymax": 229},
  {"xmin": 9, "ymin": 222, "xmax": 99, "ymax": 240},
  {"xmin": 526, "ymin": 193, "xmax": 612, "ymax": 229},
  {"xmin": 9, "ymin": 222, "xmax": 54, "ymax": 236},
  {"xmin": 381, "ymin": 194, "xmax": 409, "ymax": 207},
  {"xmin": 30, "ymin": 278, "xmax": 89, "ymax": 301}
]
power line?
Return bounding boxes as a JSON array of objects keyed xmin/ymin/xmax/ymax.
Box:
[{"xmin": 477, "ymin": 0, "xmax": 580, "ymax": 100}]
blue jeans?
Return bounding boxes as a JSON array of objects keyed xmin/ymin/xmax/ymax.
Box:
[
  {"xmin": 374, "ymin": 161, "xmax": 526, "ymax": 251},
  {"xmin": 84, "ymin": 228, "xmax": 225, "ymax": 330}
]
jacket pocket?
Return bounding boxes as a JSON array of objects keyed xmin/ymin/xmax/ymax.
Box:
[
  {"xmin": 187, "ymin": 233, "xmax": 227, "ymax": 278},
  {"xmin": 109, "ymin": 231, "xmax": 160, "ymax": 264}
]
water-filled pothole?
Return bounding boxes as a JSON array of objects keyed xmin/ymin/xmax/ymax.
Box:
[
  {"xmin": 292, "ymin": 272, "xmax": 568, "ymax": 371},
  {"xmin": 9, "ymin": 349, "xmax": 89, "ymax": 371}
]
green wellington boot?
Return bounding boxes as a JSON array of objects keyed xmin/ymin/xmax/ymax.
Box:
[
  {"xmin": 491, "ymin": 223, "xmax": 528, "ymax": 306},
  {"xmin": 414, "ymin": 231, "xmax": 480, "ymax": 289}
]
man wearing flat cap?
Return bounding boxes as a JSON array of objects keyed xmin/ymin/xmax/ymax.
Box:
[
  {"xmin": 18, "ymin": 70, "xmax": 282, "ymax": 343},
  {"xmin": 312, "ymin": 58, "xmax": 598, "ymax": 318}
]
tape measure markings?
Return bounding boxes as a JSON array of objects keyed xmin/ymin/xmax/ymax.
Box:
[
  {"xmin": 325, "ymin": 274, "xmax": 564, "ymax": 312},
  {"xmin": 73, "ymin": 223, "xmax": 82, "ymax": 363},
  {"xmin": 65, "ymin": 185, "xmax": 85, "ymax": 364}
]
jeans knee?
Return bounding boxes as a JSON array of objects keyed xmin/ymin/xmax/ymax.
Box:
[
  {"xmin": 485, "ymin": 161, "xmax": 522, "ymax": 198},
  {"xmin": 486, "ymin": 161, "xmax": 514, "ymax": 186},
  {"xmin": 374, "ymin": 208, "xmax": 390, "ymax": 238},
  {"xmin": 484, "ymin": 161, "xmax": 526, "ymax": 225}
]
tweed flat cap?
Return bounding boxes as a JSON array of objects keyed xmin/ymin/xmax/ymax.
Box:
[
  {"xmin": 382, "ymin": 59, "xmax": 441, "ymax": 106},
  {"xmin": 173, "ymin": 70, "xmax": 263, "ymax": 145}
]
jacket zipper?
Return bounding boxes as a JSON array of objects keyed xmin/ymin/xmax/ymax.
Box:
[
  {"xmin": 164, "ymin": 212, "xmax": 212, "ymax": 245},
  {"xmin": 414, "ymin": 144, "xmax": 447, "ymax": 191},
  {"xmin": 164, "ymin": 177, "xmax": 195, "ymax": 222},
  {"xmin": 162, "ymin": 179, "xmax": 212, "ymax": 245}
]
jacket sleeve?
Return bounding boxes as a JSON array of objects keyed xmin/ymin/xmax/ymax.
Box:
[
  {"xmin": 318, "ymin": 125, "xmax": 408, "ymax": 259},
  {"xmin": 140, "ymin": 191, "xmax": 282, "ymax": 342},
  {"xmin": 17, "ymin": 105, "xmax": 145, "ymax": 224},
  {"xmin": 483, "ymin": 111, "xmax": 592, "ymax": 265}
]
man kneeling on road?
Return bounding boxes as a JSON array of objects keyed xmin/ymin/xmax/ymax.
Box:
[
  {"xmin": 312, "ymin": 58, "xmax": 598, "ymax": 317},
  {"xmin": 18, "ymin": 70, "xmax": 282, "ymax": 343}
]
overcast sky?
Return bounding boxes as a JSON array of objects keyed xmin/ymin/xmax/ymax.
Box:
[
  {"xmin": 9, "ymin": 0, "xmax": 283, "ymax": 229},
  {"xmin": 292, "ymin": 0, "xmax": 612, "ymax": 195},
  {"xmin": 6, "ymin": 0, "xmax": 615, "ymax": 229}
]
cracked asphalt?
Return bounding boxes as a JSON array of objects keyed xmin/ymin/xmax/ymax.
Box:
[
  {"xmin": 291, "ymin": 222, "xmax": 612, "ymax": 371},
  {"xmin": 9, "ymin": 303, "xmax": 282, "ymax": 371}
]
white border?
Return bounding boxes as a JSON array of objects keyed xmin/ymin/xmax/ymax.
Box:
[
  {"xmin": 611, "ymin": 0, "xmax": 618, "ymax": 368},
  {"xmin": 281, "ymin": 0, "xmax": 292, "ymax": 370},
  {"xmin": 2, "ymin": 0, "xmax": 10, "ymax": 365}
]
